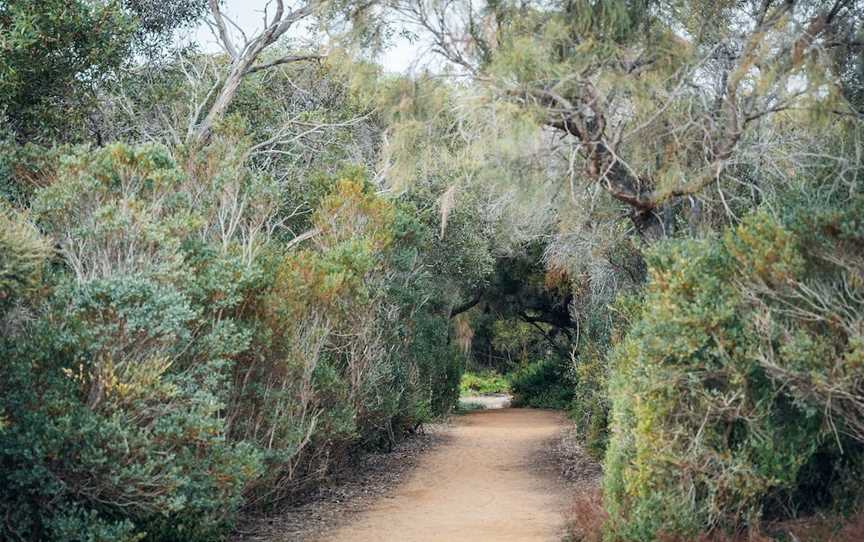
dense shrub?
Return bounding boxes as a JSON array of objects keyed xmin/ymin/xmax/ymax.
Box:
[
  {"xmin": 3, "ymin": 283, "xmax": 260, "ymax": 541},
  {"xmin": 603, "ymin": 195, "xmax": 864, "ymax": 540},
  {"xmin": 510, "ymin": 358, "xmax": 574, "ymax": 409},
  {"xmin": 234, "ymin": 173, "xmax": 411, "ymax": 499},
  {"xmin": 460, "ymin": 371, "xmax": 511, "ymax": 395},
  {"xmin": 0, "ymin": 145, "xmax": 462, "ymax": 540},
  {"xmin": 1, "ymin": 144, "xmax": 264, "ymax": 540},
  {"xmin": 569, "ymin": 345, "xmax": 611, "ymax": 461},
  {"xmin": 0, "ymin": 205, "xmax": 49, "ymax": 311},
  {"xmin": 567, "ymin": 299, "xmax": 640, "ymax": 462}
]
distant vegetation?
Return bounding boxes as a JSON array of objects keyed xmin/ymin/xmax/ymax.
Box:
[
  {"xmin": 510, "ymin": 360, "xmax": 575, "ymax": 409},
  {"xmin": 459, "ymin": 371, "xmax": 511, "ymax": 396},
  {"xmin": 2, "ymin": 0, "xmax": 863, "ymax": 540}
]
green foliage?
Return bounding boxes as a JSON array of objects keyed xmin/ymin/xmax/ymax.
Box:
[
  {"xmin": 0, "ymin": 275, "xmax": 261, "ymax": 541},
  {"xmin": 603, "ymin": 194, "xmax": 864, "ymax": 540},
  {"xmin": 0, "ymin": 206, "xmax": 48, "ymax": 311},
  {"xmin": 569, "ymin": 342, "xmax": 611, "ymax": 461},
  {"xmin": 3, "ymin": 1, "xmax": 861, "ymax": 539},
  {"xmin": 1, "ymin": 144, "xmax": 465, "ymax": 539},
  {"xmin": 567, "ymin": 291, "xmax": 644, "ymax": 462},
  {"xmin": 0, "ymin": 0, "xmax": 207, "ymax": 144},
  {"xmin": 510, "ymin": 359, "xmax": 574, "ymax": 409},
  {"xmin": 1, "ymin": 141, "xmax": 272, "ymax": 539},
  {"xmin": 0, "ymin": 140, "xmax": 78, "ymax": 208},
  {"xmin": 460, "ymin": 371, "xmax": 510, "ymax": 395},
  {"xmin": 122, "ymin": 0, "xmax": 207, "ymax": 55},
  {"xmin": 0, "ymin": 0, "xmax": 135, "ymax": 142}
]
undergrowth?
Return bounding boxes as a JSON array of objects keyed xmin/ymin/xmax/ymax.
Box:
[{"xmin": 459, "ymin": 371, "xmax": 510, "ymax": 395}]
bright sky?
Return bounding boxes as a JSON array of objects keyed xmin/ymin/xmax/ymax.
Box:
[{"xmin": 183, "ymin": 0, "xmax": 421, "ymax": 73}]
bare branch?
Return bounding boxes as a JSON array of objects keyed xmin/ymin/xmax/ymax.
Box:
[
  {"xmin": 207, "ymin": 0, "xmax": 239, "ymax": 59},
  {"xmin": 188, "ymin": 1, "xmax": 320, "ymax": 148}
]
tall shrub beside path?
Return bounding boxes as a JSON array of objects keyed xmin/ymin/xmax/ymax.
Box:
[{"xmin": 604, "ymin": 197, "xmax": 864, "ymax": 540}]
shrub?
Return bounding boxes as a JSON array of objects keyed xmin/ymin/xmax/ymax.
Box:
[
  {"xmin": 460, "ymin": 371, "xmax": 510, "ymax": 395},
  {"xmin": 0, "ymin": 275, "xmax": 262, "ymax": 541},
  {"xmin": 1, "ymin": 144, "xmax": 464, "ymax": 539},
  {"xmin": 568, "ymin": 282, "xmax": 643, "ymax": 462},
  {"xmin": 2, "ymin": 143, "xmax": 268, "ymax": 540},
  {"xmin": 569, "ymin": 342, "xmax": 612, "ymax": 461},
  {"xmin": 510, "ymin": 358, "xmax": 574, "ymax": 409},
  {"xmin": 228, "ymin": 171, "xmax": 461, "ymax": 503},
  {"xmin": 0, "ymin": 205, "xmax": 48, "ymax": 312},
  {"xmin": 603, "ymin": 196, "xmax": 864, "ymax": 540}
]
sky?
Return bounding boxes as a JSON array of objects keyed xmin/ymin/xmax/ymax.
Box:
[{"xmin": 184, "ymin": 0, "xmax": 421, "ymax": 73}]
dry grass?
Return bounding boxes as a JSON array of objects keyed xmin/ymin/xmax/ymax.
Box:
[
  {"xmin": 563, "ymin": 487, "xmax": 607, "ymax": 542},
  {"xmin": 552, "ymin": 425, "xmax": 607, "ymax": 542},
  {"xmin": 771, "ymin": 511, "xmax": 864, "ymax": 542}
]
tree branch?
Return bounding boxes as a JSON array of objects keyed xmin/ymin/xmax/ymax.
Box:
[
  {"xmin": 450, "ymin": 291, "xmax": 483, "ymax": 318},
  {"xmin": 246, "ymin": 54, "xmax": 324, "ymax": 75}
]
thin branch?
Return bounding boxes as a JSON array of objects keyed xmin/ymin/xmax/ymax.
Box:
[{"xmin": 246, "ymin": 54, "xmax": 324, "ymax": 75}]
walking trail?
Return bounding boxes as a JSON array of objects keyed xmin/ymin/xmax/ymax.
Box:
[{"xmin": 323, "ymin": 406, "xmax": 571, "ymax": 542}]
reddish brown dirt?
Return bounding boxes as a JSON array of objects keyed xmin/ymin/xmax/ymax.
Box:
[{"xmin": 322, "ymin": 408, "xmax": 572, "ymax": 542}]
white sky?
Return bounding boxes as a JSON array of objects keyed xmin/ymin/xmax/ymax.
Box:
[{"xmin": 183, "ymin": 0, "xmax": 421, "ymax": 73}]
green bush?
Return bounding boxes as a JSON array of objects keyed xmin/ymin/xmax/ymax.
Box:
[
  {"xmin": 0, "ymin": 122, "xmax": 471, "ymax": 539},
  {"xmin": 460, "ymin": 371, "xmax": 510, "ymax": 395},
  {"xmin": 0, "ymin": 206, "xmax": 48, "ymax": 312},
  {"xmin": 510, "ymin": 358, "xmax": 574, "ymax": 409},
  {"xmin": 569, "ymin": 349, "xmax": 610, "ymax": 460},
  {"xmin": 0, "ymin": 275, "xmax": 261, "ymax": 541},
  {"xmin": 603, "ymin": 196, "xmax": 864, "ymax": 540}
]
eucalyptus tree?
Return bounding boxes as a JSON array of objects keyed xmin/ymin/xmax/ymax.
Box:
[{"xmin": 184, "ymin": 0, "xmax": 391, "ymax": 148}]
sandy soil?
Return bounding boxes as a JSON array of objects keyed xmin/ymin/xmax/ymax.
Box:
[
  {"xmin": 232, "ymin": 429, "xmax": 445, "ymax": 542},
  {"xmin": 322, "ymin": 408, "xmax": 572, "ymax": 542},
  {"xmin": 458, "ymin": 393, "xmax": 512, "ymax": 409}
]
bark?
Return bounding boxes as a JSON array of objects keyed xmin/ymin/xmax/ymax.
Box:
[{"xmin": 187, "ymin": 1, "xmax": 316, "ymax": 148}]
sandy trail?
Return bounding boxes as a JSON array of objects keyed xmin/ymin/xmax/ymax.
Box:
[{"xmin": 323, "ymin": 408, "xmax": 571, "ymax": 542}]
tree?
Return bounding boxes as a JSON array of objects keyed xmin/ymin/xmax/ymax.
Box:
[
  {"xmin": 0, "ymin": 0, "xmax": 209, "ymax": 144},
  {"xmin": 186, "ymin": 0, "xmax": 387, "ymax": 148},
  {"xmin": 124, "ymin": 0, "xmax": 208, "ymax": 55},
  {"xmin": 390, "ymin": 0, "xmax": 864, "ymax": 236},
  {"xmin": 0, "ymin": 0, "xmax": 134, "ymax": 142}
]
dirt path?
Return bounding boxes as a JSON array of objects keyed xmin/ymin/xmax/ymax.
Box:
[{"xmin": 323, "ymin": 408, "xmax": 572, "ymax": 542}]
